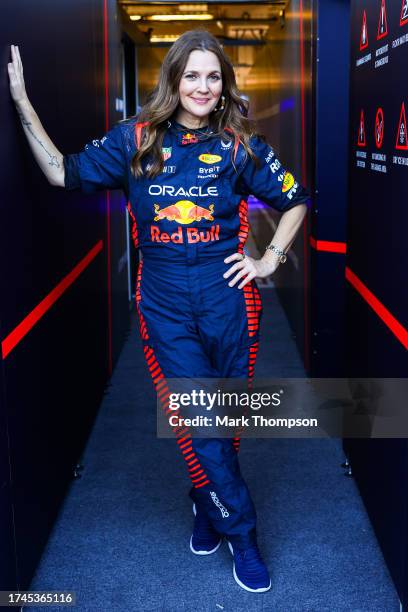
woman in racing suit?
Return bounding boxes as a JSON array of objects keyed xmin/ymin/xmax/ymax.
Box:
[{"xmin": 8, "ymin": 29, "xmax": 309, "ymax": 593}]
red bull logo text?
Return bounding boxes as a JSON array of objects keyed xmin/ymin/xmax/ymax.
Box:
[
  {"xmin": 151, "ymin": 199, "xmax": 218, "ymax": 243},
  {"xmin": 153, "ymin": 200, "xmax": 214, "ymax": 225},
  {"xmin": 181, "ymin": 132, "xmax": 199, "ymax": 145},
  {"xmin": 151, "ymin": 225, "xmax": 220, "ymax": 244}
]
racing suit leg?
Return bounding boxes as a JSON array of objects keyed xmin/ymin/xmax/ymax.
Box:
[{"xmin": 136, "ymin": 255, "xmax": 262, "ymax": 549}]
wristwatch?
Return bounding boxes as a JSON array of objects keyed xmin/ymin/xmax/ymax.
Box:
[{"xmin": 265, "ymin": 244, "xmax": 287, "ymax": 263}]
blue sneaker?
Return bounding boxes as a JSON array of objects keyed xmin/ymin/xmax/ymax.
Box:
[
  {"xmin": 227, "ymin": 540, "xmax": 271, "ymax": 592},
  {"xmin": 190, "ymin": 503, "xmax": 223, "ymax": 555}
]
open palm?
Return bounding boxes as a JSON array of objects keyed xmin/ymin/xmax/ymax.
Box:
[{"xmin": 8, "ymin": 45, "xmax": 28, "ymax": 104}]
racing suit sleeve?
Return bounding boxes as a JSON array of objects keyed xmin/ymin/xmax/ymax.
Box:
[
  {"xmin": 235, "ymin": 135, "xmax": 311, "ymax": 212},
  {"xmin": 63, "ymin": 123, "xmax": 128, "ymax": 195}
]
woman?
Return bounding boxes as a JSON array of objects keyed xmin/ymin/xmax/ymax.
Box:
[{"xmin": 8, "ymin": 29, "xmax": 309, "ymax": 594}]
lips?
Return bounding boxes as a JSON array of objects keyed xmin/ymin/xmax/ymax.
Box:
[{"xmin": 191, "ymin": 97, "xmax": 210, "ymax": 105}]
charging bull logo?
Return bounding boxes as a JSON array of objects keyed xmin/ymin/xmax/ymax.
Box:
[
  {"xmin": 154, "ymin": 200, "xmax": 214, "ymax": 225},
  {"xmin": 151, "ymin": 200, "xmax": 219, "ymax": 244},
  {"xmin": 181, "ymin": 132, "xmax": 199, "ymax": 145}
]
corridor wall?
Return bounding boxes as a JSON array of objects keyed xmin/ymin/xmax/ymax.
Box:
[
  {"xmin": 0, "ymin": 0, "xmax": 129, "ymax": 590},
  {"xmin": 344, "ymin": 1, "xmax": 408, "ymax": 608},
  {"xmin": 0, "ymin": 343, "xmax": 15, "ymax": 592},
  {"xmin": 310, "ymin": 0, "xmax": 350, "ymax": 377}
]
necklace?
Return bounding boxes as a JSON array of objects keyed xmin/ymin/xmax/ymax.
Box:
[{"xmin": 169, "ymin": 119, "xmax": 213, "ymax": 138}]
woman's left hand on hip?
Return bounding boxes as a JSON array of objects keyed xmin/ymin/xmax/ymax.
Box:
[{"xmin": 223, "ymin": 253, "xmax": 277, "ymax": 289}]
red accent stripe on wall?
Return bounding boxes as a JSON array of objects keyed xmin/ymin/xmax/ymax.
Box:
[
  {"xmin": 310, "ymin": 237, "xmax": 347, "ymax": 253},
  {"xmin": 1, "ymin": 241, "xmax": 104, "ymax": 360},
  {"xmin": 103, "ymin": 0, "xmax": 112, "ymax": 375},
  {"xmin": 346, "ymin": 266, "xmax": 408, "ymax": 350}
]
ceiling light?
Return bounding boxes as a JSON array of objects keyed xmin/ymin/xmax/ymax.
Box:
[
  {"xmin": 129, "ymin": 15, "xmax": 142, "ymax": 21},
  {"xmin": 150, "ymin": 34, "xmax": 180, "ymax": 43},
  {"xmin": 179, "ymin": 4, "xmax": 208, "ymax": 11},
  {"xmin": 146, "ymin": 14, "xmax": 214, "ymax": 21}
]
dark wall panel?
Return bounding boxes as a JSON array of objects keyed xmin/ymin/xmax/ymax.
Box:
[
  {"xmin": 344, "ymin": 1, "xmax": 408, "ymax": 607},
  {"xmin": 346, "ymin": 0, "xmax": 408, "ymax": 375},
  {"xmin": 106, "ymin": 0, "xmax": 132, "ymax": 369},
  {"xmin": 1, "ymin": 0, "xmax": 129, "ymax": 589},
  {"xmin": 0, "ymin": 337, "xmax": 16, "ymax": 592},
  {"xmin": 311, "ymin": 0, "xmax": 350, "ymax": 377}
]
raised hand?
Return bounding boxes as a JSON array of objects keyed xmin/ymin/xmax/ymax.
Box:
[{"xmin": 8, "ymin": 45, "xmax": 28, "ymax": 104}]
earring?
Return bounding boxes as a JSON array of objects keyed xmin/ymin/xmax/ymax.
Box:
[{"xmin": 214, "ymin": 95, "xmax": 225, "ymax": 112}]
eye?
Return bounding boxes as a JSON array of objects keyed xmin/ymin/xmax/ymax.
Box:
[{"xmin": 184, "ymin": 73, "xmax": 221, "ymax": 81}]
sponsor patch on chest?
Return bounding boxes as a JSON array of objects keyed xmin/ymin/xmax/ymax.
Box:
[{"xmin": 148, "ymin": 184, "xmax": 219, "ymax": 197}]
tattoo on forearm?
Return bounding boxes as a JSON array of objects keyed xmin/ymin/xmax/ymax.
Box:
[{"xmin": 17, "ymin": 109, "xmax": 61, "ymax": 168}]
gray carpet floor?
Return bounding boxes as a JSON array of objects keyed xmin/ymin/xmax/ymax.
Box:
[{"xmin": 26, "ymin": 288, "xmax": 400, "ymax": 612}]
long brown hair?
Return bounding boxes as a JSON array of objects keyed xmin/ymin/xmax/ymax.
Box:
[{"xmin": 125, "ymin": 28, "xmax": 262, "ymax": 178}]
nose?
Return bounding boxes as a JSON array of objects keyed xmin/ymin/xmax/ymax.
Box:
[{"xmin": 196, "ymin": 77, "xmax": 210, "ymax": 93}]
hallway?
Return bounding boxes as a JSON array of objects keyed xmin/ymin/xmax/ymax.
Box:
[{"xmin": 27, "ymin": 296, "xmax": 399, "ymax": 611}]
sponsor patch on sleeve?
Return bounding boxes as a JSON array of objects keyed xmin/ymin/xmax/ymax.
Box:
[{"xmin": 281, "ymin": 172, "xmax": 295, "ymax": 193}]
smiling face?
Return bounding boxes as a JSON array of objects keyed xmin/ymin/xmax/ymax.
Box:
[{"xmin": 175, "ymin": 49, "xmax": 223, "ymax": 129}]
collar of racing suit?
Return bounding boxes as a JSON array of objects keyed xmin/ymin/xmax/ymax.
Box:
[
  {"xmin": 164, "ymin": 118, "xmax": 240, "ymax": 164},
  {"xmin": 135, "ymin": 118, "xmax": 240, "ymax": 161},
  {"xmin": 167, "ymin": 118, "xmax": 215, "ymax": 145}
]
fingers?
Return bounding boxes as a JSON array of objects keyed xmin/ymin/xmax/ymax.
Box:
[
  {"xmin": 237, "ymin": 271, "xmax": 255, "ymax": 289},
  {"xmin": 224, "ymin": 253, "xmax": 244, "ymax": 264},
  {"xmin": 9, "ymin": 45, "xmax": 25, "ymax": 87},
  {"xmin": 228, "ymin": 267, "xmax": 254, "ymax": 289},
  {"xmin": 7, "ymin": 52, "xmax": 16, "ymax": 81},
  {"xmin": 9, "ymin": 47, "xmax": 18, "ymax": 76},
  {"xmin": 16, "ymin": 46, "xmax": 23, "ymax": 74},
  {"xmin": 223, "ymin": 251, "xmax": 254, "ymax": 289},
  {"xmin": 8, "ymin": 46, "xmax": 14, "ymax": 70},
  {"xmin": 10, "ymin": 45, "xmax": 22, "ymax": 74},
  {"xmin": 8, "ymin": 45, "xmax": 27, "ymax": 103},
  {"xmin": 223, "ymin": 259, "xmax": 245, "ymax": 279},
  {"xmin": 224, "ymin": 257, "xmax": 256, "ymax": 289}
]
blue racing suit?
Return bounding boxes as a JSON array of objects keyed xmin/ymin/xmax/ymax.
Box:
[{"xmin": 63, "ymin": 117, "xmax": 310, "ymax": 548}]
